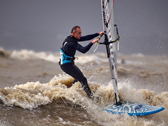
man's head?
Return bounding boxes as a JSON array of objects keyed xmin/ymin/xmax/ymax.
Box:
[{"xmin": 71, "ymin": 26, "xmax": 82, "ymax": 40}]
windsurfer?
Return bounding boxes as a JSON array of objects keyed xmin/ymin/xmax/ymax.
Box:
[{"xmin": 59, "ymin": 26, "xmax": 103, "ymax": 101}]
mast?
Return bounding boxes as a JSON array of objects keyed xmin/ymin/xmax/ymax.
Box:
[{"xmin": 101, "ymin": 0, "xmax": 121, "ymax": 105}]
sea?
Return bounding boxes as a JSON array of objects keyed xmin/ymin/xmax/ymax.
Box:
[{"xmin": 0, "ymin": 47, "xmax": 167, "ymax": 126}]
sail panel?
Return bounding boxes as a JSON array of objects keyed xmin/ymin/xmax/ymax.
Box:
[{"xmin": 101, "ymin": 0, "xmax": 120, "ymax": 104}]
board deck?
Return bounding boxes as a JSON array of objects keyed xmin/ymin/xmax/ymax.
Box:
[{"xmin": 104, "ymin": 102, "xmax": 164, "ymax": 116}]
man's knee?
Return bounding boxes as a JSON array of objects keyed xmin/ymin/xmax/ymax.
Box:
[{"xmin": 80, "ymin": 77, "xmax": 87, "ymax": 86}]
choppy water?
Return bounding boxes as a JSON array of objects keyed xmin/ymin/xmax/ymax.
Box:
[{"xmin": 0, "ymin": 48, "xmax": 168, "ymax": 126}]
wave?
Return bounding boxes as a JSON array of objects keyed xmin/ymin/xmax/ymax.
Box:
[
  {"xmin": 4, "ymin": 47, "xmax": 167, "ymax": 65},
  {"xmin": 0, "ymin": 74, "xmax": 167, "ymax": 109},
  {"xmin": 7, "ymin": 48, "xmax": 107, "ymax": 64},
  {"xmin": 0, "ymin": 74, "xmax": 167, "ymax": 125},
  {"xmin": 1, "ymin": 47, "xmax": 168, "ymax": 125},
  {"xmin": 0, "ymin": 47, "xmax": 11, "ymax": 58}
]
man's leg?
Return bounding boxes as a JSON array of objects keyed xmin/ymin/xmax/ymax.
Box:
[
  {"xmin": 73, "ymin": 79, "xmax": 78, "ymax": 84},
  {"xmin": 79, "ymin": 77, "xmax": 93, "ymax": 99},
  {"xmin": 60, "ymin": 64, "xmax": 93, "ymax": 99}
]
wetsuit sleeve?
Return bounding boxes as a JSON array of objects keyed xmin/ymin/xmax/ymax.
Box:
[
  {"xmin": 78, "ymin": 33, "xmax": 99, "ymax": 42},
  {"xmin": 73, "ymin": 42, "xmax": 93, "ymax": 53}
]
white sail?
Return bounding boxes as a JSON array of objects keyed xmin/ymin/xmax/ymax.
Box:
[{"xmin": 101, "ymin": 0, "xmax": 120, "ymax": 104}]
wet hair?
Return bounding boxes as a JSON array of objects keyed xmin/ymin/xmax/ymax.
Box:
[{"xmin": 71, "ymin": 26, "xmax": 81, "ymax": 33}]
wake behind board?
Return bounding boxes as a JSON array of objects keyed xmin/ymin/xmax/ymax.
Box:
[{"xmin": 104, "ymin": 102, "xmax": 164, "ymax": 116}]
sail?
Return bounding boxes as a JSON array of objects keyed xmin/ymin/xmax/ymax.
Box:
[
  {"xmin": 101, "ymin": 0, "xmax": 120, "ymax": 104},
  {"xmin": 101, "ymin": 1, "xmax": 165, "ymax": 115}
]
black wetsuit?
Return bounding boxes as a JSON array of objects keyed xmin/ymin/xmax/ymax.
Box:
[{"xmin": 59, "ymin": 33, "xmax": 99, "ymax": 99}]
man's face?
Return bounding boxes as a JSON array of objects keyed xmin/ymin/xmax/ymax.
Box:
[{"xmin": 73, "ymin": 28, "xmax": 82, "ymax": 40}]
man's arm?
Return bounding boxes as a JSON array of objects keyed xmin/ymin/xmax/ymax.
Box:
[
  {"xmin": 74, "ymin": 43, "xmax": 93, "ymax": 53},
  {"xmin": 78, "ymin": 31, "xmax": 104, "ymax": 42},
  {"xmin": 78, "ymin": 33, "xmax": 99, "ymax": 42},
  {"xmin": 74, "ymin": 37, "xmax": 100, "ymax": 53}
]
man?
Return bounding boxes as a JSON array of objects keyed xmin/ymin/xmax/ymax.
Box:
[{"xmin": 59, "ymin": 26, "xmax": 103, "ymax": 100}]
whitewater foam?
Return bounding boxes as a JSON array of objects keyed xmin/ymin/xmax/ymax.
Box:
[
  {"xmin": 0, "ymin": 48, "xmax": 168, "ymax": 125},
  {"xmin": 9, "ymin": 49, "xmax": 107, "ymax": 64},
  {"xmin": 0, "ymin": 74, "xmax": 167, "ymax": 125}
]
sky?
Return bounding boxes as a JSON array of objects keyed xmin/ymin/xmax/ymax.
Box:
[{"xmin": 0, "ymin": 0, "xmax": 168, "ymax": 55}]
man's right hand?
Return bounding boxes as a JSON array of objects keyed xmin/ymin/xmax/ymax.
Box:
[
  {"xmin": 99, "ymin": 31, "xmax": 104, "ymax": 35},
  {"xmin": 92, "ymin": 38, "xmax": 99, "ymax": 44}
]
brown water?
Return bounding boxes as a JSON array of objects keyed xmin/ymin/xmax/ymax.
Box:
[{"xmin": 0, "ymin": 48, "xmax": 168, "ymax": 126}]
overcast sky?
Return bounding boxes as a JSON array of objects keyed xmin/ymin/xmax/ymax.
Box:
[{"xmin": 0, "ymin": 0, "xmax": 168, "ymax": 55}]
